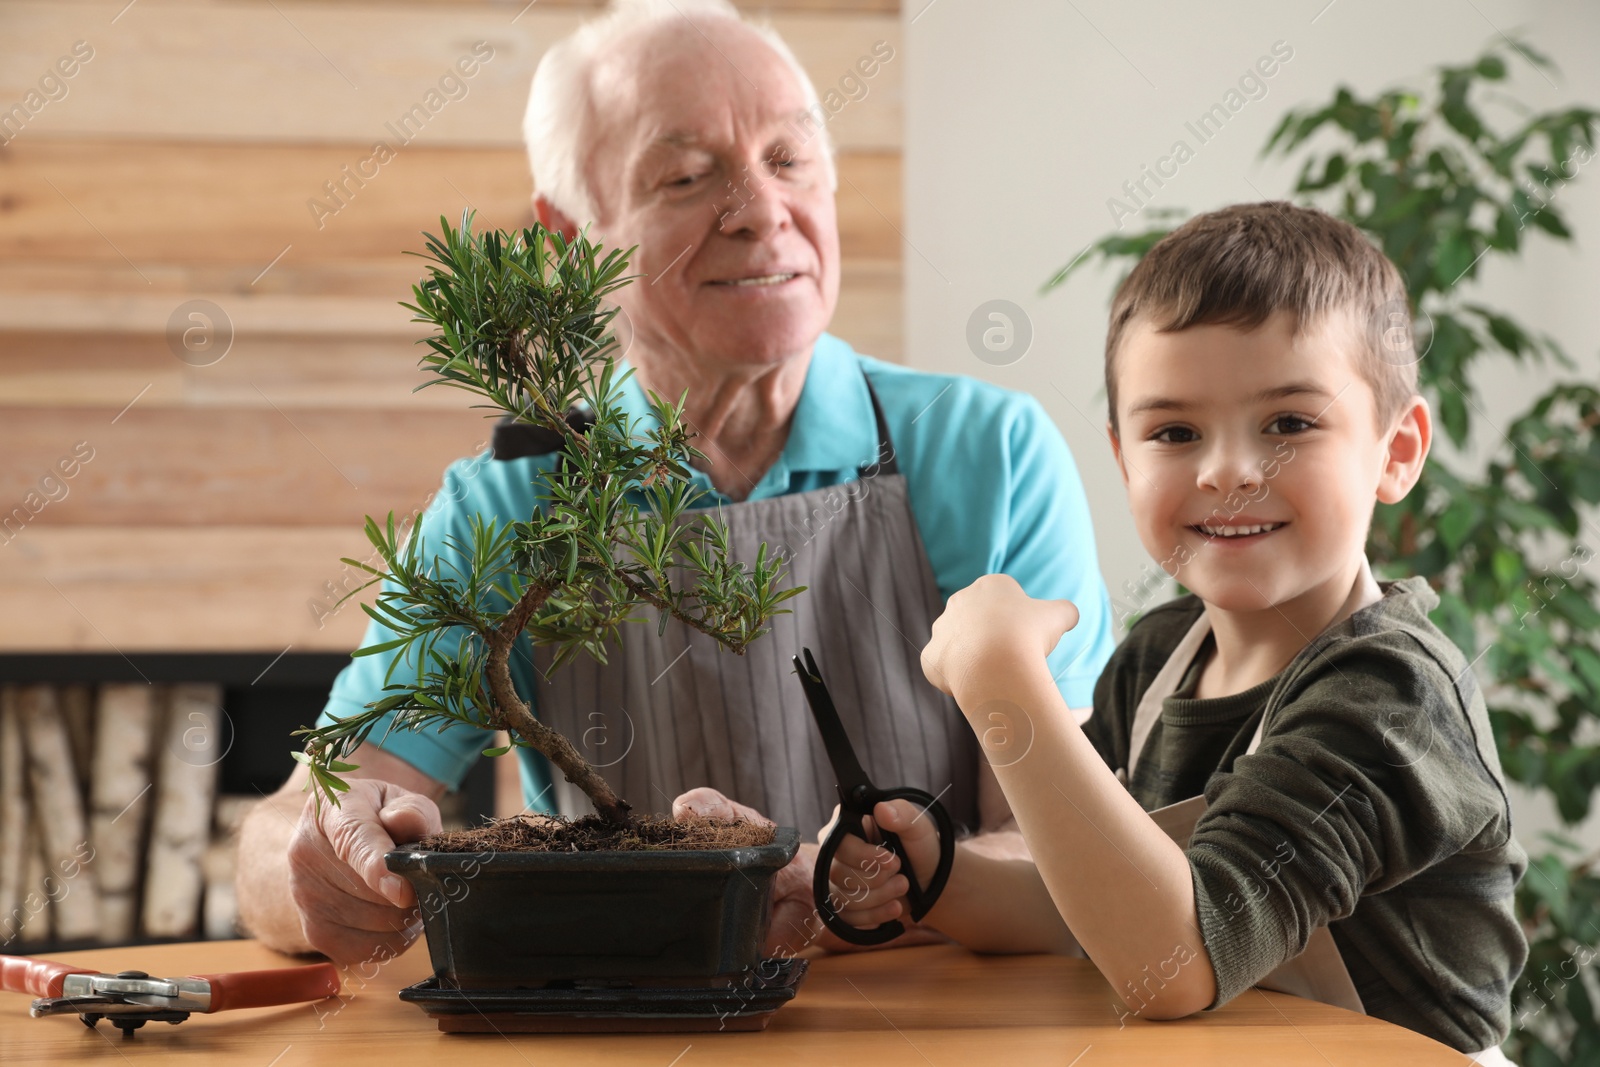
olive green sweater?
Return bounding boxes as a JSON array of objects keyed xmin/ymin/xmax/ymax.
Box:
[{"xmin": 1083, "ymin": 577, "xmax": 1527, "ymax": 1052}]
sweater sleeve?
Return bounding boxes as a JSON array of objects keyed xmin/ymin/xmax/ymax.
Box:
[{"xmin": 1183, "ymin": 632, "xmax": 1513, "ymax": 1009}]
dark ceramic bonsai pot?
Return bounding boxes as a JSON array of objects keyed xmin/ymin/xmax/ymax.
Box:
[{"xmin": 385, "ymin": 826, "xmax": 801, "ymax": 991}]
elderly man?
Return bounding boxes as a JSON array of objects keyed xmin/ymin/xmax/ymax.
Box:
[{"xmin": 236, "ymin": 0, "xmax": 1113, "ymax": 965}]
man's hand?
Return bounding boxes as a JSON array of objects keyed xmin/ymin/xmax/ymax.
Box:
[
  {"xmin": 922, "ymin": 574, "xmax": 1079, "ymax": 700},
  {"xmin": 285, "ymin": 779, "xmax": 443, "ymax": 966},
  {"xmin": 671, "ymin": 787, "xmax": 820, "ymax": 954}
]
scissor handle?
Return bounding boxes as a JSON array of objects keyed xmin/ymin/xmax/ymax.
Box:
[{"xmin": 813, "ymin": 787, "xmax": 957, "ymax": 947}]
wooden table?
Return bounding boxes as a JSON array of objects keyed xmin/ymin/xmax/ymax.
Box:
[{"xmin": 0, "ymin": 939, "xmax": 1473, "ymax": 1065}]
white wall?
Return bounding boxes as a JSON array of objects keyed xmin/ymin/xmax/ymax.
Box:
[{"xmin": 903, "ymin": 0, "xmax": 1600, "ymax": 846}]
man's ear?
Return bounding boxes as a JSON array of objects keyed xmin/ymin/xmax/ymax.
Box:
[
  {"xmin": 1107, "ymin": 420, "xmax": 1131, "ymax": 489},
  {"xmin": 1376, "ymin": 394, "xmax": 1431, "ymax": 504},
  {"xmin": 533, "ymin": 194, "xmax": 580, "ymax": 241}
]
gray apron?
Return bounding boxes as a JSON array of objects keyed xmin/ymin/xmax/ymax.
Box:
[
  {"xmin": 529, "ymin": 375, "xmax": 979, "ymax": 835},
  {"xmin": 1127, "ymin": 613, "xmax": 1519, "ymax": 1066}
]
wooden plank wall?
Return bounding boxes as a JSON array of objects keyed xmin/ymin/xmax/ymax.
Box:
[{"xmin": 0, "ymin": 0, "xmax": 904, "ymax": 652}]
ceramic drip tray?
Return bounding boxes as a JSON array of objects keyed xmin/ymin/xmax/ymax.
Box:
[{"xmin": 398, "ymin": 958, "xmax": 809, "ymax": 1033}]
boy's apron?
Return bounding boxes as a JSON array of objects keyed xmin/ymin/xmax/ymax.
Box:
[
  {"xmin": 1125, "ymin": 612, "xmax": 1363, "ymax": 1013},
  {"xmin": 1125, "ymin": 612, "xmax": 1518, "ymax": 1066},
  {"xmin": 527, "ymin": 373, "xmax": 979, "ymax": 836}
]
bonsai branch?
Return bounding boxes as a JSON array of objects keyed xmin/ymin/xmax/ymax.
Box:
[
  {"xmin": 613, "ymin": 569, "xmax": 755, "ymax": 655},
  {"xmin": 485, "ymin": 581, "xmax": 633, "ymax": 825}
]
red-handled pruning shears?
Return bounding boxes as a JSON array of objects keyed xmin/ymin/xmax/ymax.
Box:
[{"xmin": 2, "ymin": 953, "xmax": 341, "ymax": 1038}]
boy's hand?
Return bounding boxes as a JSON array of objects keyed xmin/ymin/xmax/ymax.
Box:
[
  {"xmin": 825, "ymin": 799, "xmax": 944, "ymax": 932},
  {"xmin": 922, "ymin": 574, "xmax": 1079, "ymax": 700}
]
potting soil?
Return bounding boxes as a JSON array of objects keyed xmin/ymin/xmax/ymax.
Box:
[{"xmin": 415, "ymin": 813, "xmax": 777, "ymax": 853}]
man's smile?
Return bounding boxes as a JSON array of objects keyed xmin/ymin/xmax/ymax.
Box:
[{"xmin": 708, "ymin": 272, "xmax": 800, "ymax": 287}]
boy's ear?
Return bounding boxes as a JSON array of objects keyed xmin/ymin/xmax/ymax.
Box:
[
  {"xmin": 1107, "ymin": 421, "xmax": 1132, "ymax": 488},
  {"xmin": 1376, "ymin": 395, "xmax": 1432, "ymax": 504},
  {"xmin": 533, "ymin": 194, "xmax": 581, "ymax": 241}
]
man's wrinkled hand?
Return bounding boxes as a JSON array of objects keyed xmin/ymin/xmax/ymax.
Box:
[
  {"xmin": 286, "ymin": 779, "xmax": 442, "ymax": 967},
  {"xmin": 674, "ymin": 787, "xmax": 855, "ymax": 955}
]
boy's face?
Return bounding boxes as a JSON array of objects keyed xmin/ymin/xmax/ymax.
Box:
[{"xmin": 1108, "ymin": 309, "xmax": 1427, "ymax": 617}]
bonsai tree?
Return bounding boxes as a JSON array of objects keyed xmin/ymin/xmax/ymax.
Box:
[
  {"xmin": 292, "ymin": 212, "xmax": 803, "ymax": 829},
  {"xmin": 1048, "ymin": 40, "xmax": 1600, "ymax": 1065}
]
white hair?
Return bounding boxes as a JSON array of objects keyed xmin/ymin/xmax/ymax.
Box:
[{"xmin": 523, "ymin": 0, "xmax": 836, "ymax": 227}]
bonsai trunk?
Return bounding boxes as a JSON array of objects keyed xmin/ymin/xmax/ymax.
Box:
[{"xmin": 485, "ymin": 583, "xmax": 633, "ymax": 825}]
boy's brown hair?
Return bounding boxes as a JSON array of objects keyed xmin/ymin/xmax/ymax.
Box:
[{"xmin": 1104, "ymin": 202, "xmax": 1417, "ymax": 432}]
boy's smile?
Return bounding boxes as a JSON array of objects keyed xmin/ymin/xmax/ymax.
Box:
[{"xmin": 1108, "ymin": 309, "xmax": 1430, "ymax": 669}]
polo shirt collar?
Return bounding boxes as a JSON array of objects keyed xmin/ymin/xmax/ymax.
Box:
[
  {"xmin": 612, "ymin": 333, "xmax": 875, "ymax": 483},
  {"xmin": 781, "ymin": 333, "xmax": 877, "ymax": 474}
]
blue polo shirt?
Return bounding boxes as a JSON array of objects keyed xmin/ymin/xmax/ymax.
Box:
[{"xmin": 317, "ymin": 333, "xmax": 1115, "ymax": 812}]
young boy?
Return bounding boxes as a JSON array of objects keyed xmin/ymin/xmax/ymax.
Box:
[{"xmin": 829, "ymin": 203, "xmax": 1527, "ymax": 1059}]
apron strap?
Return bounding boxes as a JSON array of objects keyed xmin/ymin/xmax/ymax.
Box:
[
  {"xmin": 1245, "ymin": 711, "xmax": 1268, "ymax": 756},
  {"xmin": 1126, "ymin": 612, "xmax": 1212, "ymax": 777},
  {"xmin": 490, "ymin": 408, "xmax": 595, "ymax": 460},
  {"xmin": 860, "ymin": 375, "xmax": 899, "ymax": 478}
]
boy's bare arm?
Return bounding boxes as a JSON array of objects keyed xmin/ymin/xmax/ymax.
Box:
[
  {"xmin": 962, "ymin": 709, "xmax": 1082, "ymax": 860},
  {"xmin": 824, "ymin": 798, "xmax": 1079, "ymax": 955},
  {"xmin": 968, "ymin": 755, "xmax": 1027, "ymax": 857},
  {"xmin": 925, "ymin": 575, "xmax": 1217, "ymax": 1018}
]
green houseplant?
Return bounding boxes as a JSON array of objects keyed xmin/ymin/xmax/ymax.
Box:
[
  {"xmin": 1049, "ymin": 41, "xmax": 1600, "ymax": 1066},
  {"xmin": 290, "ymin": 213, "xmax": 809, "ymax": 1030}
]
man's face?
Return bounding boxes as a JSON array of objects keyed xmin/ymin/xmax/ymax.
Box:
[
  {"xmin": 582, "ymin": 18, "xmax": 840, "ymax": 371},
  {"xmin": 1109, "ymin": 310, "xmax": 1396, "ymax": 617}
]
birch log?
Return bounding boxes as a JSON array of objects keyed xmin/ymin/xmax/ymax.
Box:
[
  {"xmin": 18, "ymin": 823, "xmax": 49, "ymax": 947},
  {"xmin": 142, "ymin": 684, "xmax": 223, "ymax": 939},
  {"xmin": 17, "ymin": 685, "xmax": 99, "ymax": 942},
  {"xmin": 0, "ymin": 689, "xmax": 29, "ymax": 947},
  {"xmin": 89, "ymin": 684, "xmax": 156, "ymax": 943},
  {"xmin": 58, "ymin": 685, "xmax": 95, "ymax": 801}
]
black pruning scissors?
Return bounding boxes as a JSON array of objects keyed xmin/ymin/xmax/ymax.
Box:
[{"xmin": 793, "ymin": 648, "xmax": 956, "ymax": 946}]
